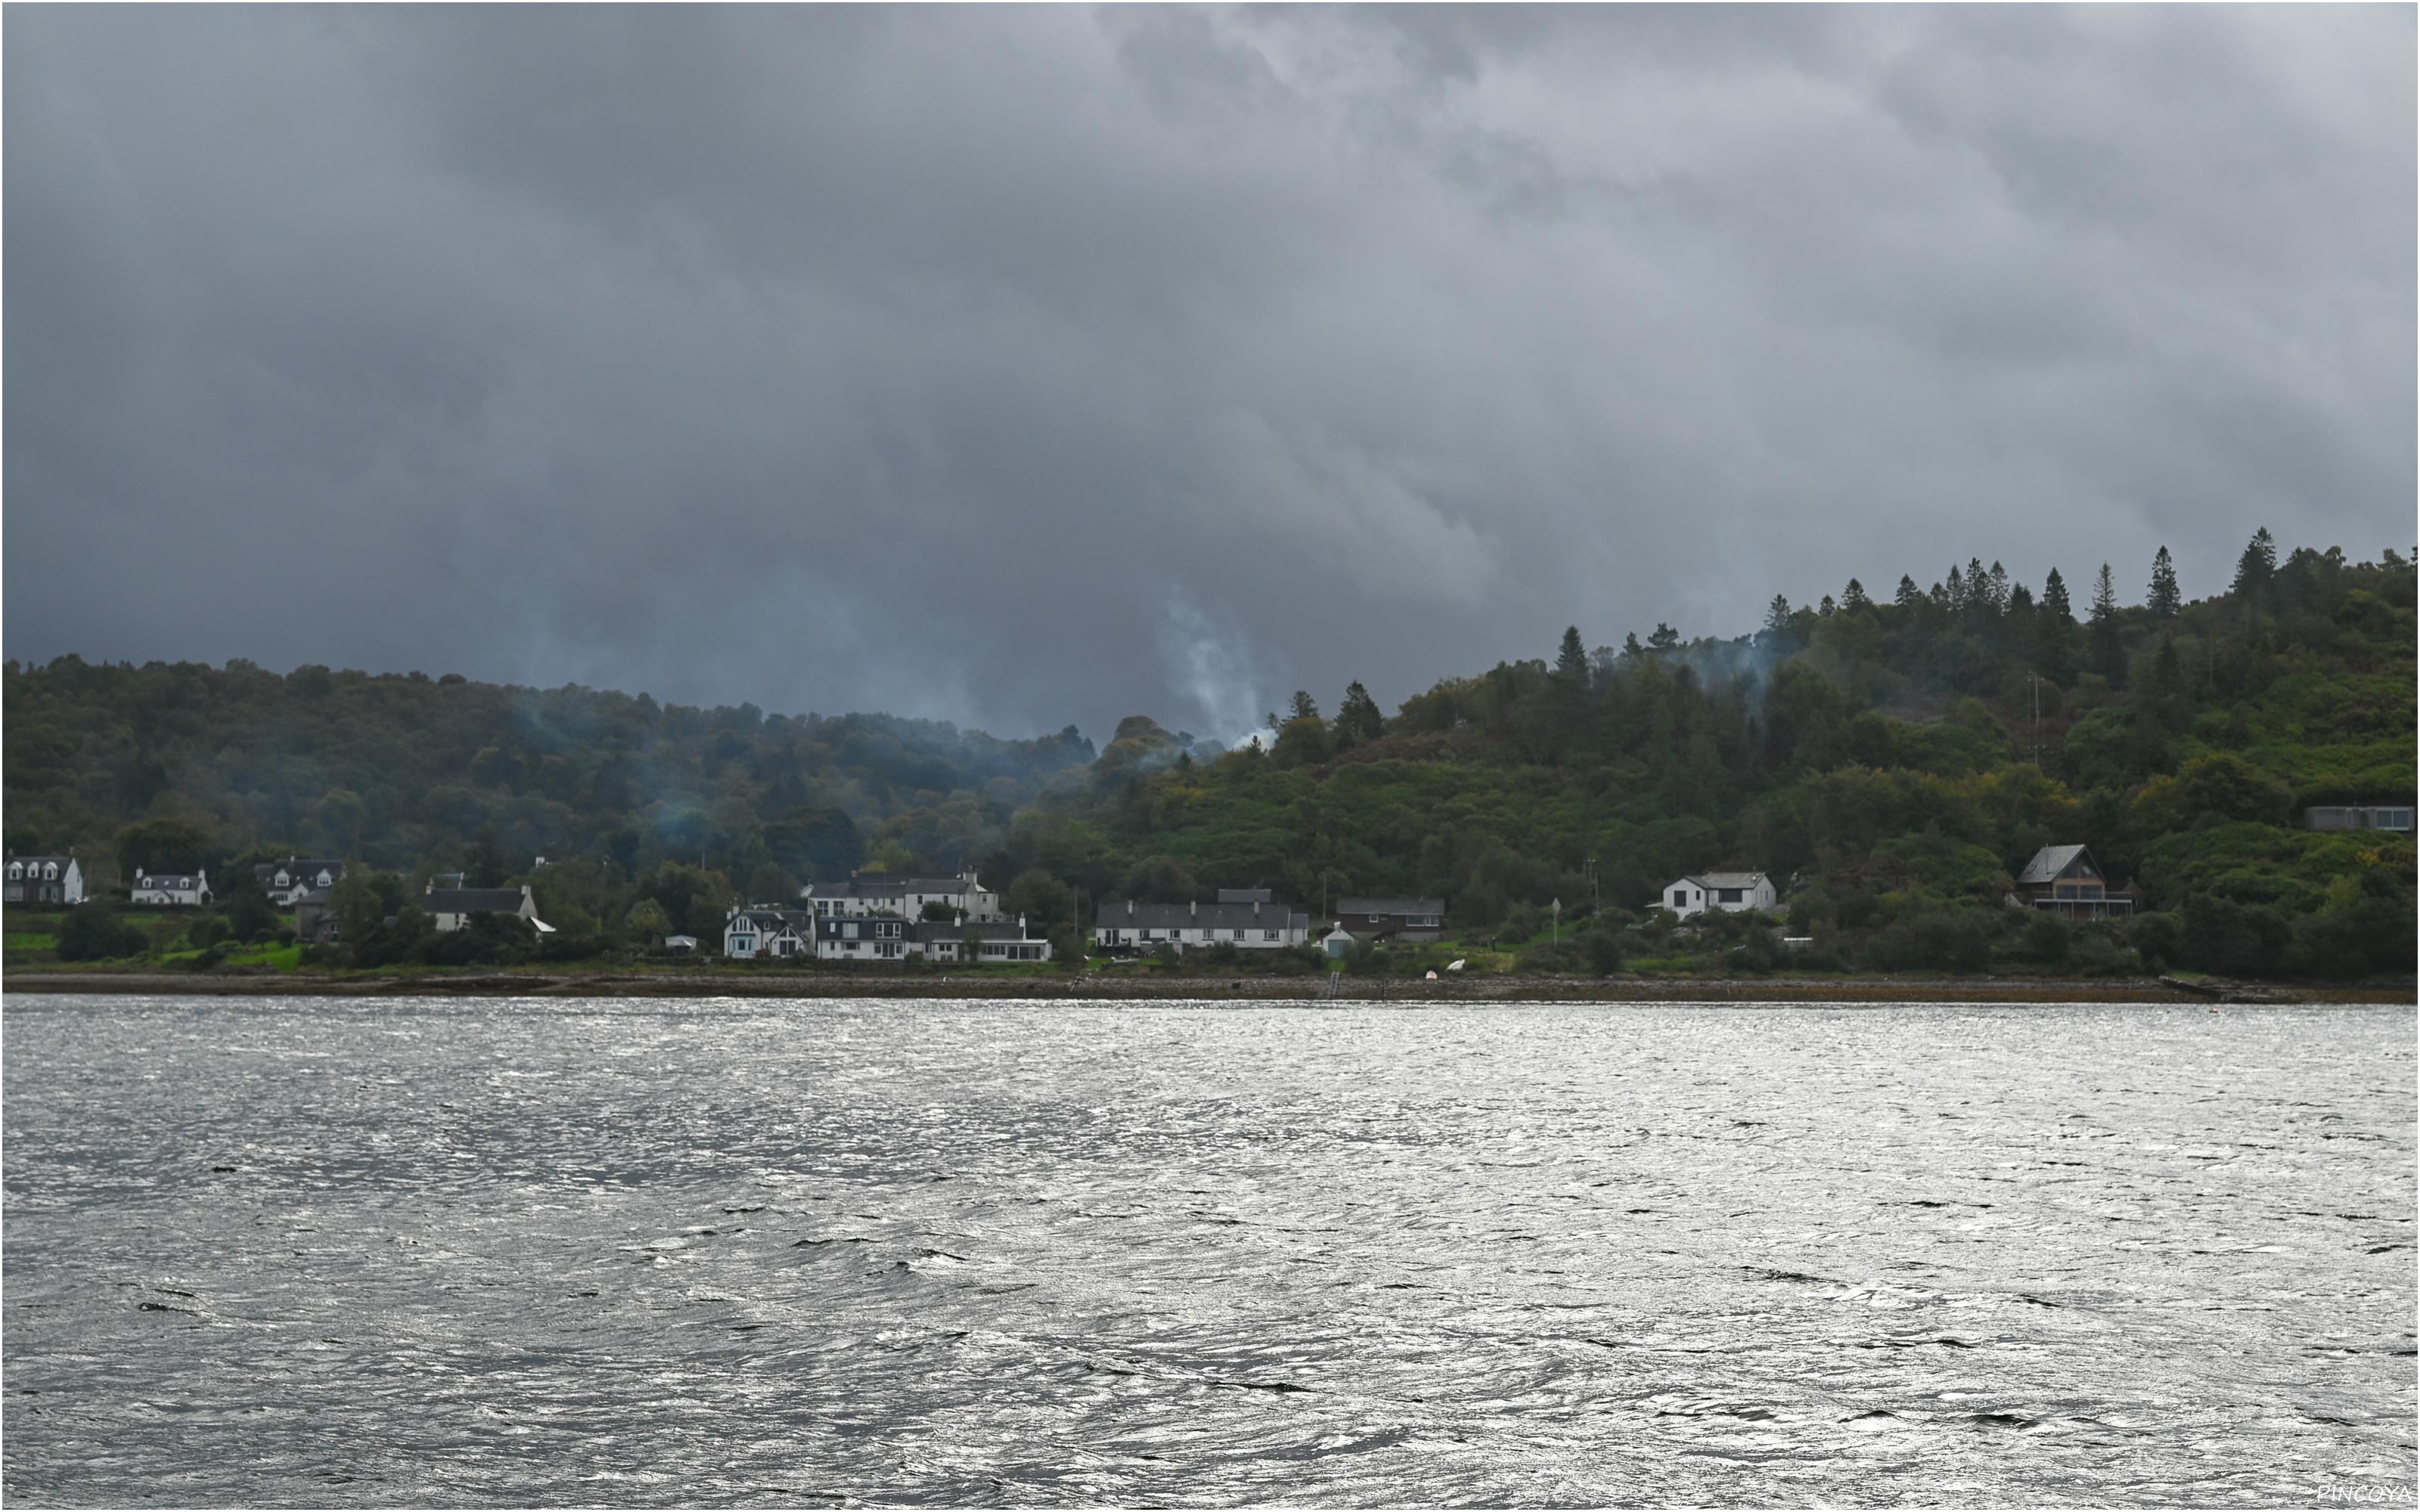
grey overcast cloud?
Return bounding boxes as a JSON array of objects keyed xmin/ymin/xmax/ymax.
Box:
[{"xmin": 5, "ymin": 5, "xmax": 2412, "ymax": 745}]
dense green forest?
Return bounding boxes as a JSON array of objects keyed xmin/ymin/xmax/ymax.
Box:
[{"xmin": 6, "ymin": 529, "xmax": 2413, "ymax": 979}]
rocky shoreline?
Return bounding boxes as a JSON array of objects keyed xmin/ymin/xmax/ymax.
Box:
[{"xmin": 5, "ymin": 969, "xmax": 2406, "ymax": 1005}]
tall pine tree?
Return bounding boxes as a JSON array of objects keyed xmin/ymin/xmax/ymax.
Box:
[
  {"xmin": 2147, "ymin": 546, "xmax": 2180, "ymax": 619},
  {"xmin": 2037, "ymin": 567, "xmax": 2077, "ymax": 684},
  {"xmin": 1555, "ymin": 626, "xmax": 1589, "ymax": 684},
  {"xmin": 2231, "ymin": 527, "xmax": 2277, "ymax": 612},
  {"xmin": 2088, "ymin": 562, "xmax": 2124, "ymax": 685}
]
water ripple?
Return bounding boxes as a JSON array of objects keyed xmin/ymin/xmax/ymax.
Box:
[{"xmin": 4, "ymin": 997, "xmax": 2412, "ymax": 1505}]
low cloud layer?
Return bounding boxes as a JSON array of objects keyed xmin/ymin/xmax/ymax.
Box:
[{"xmin": 7, "ymin": 6, "xmax": 2410, "ymax": 740}]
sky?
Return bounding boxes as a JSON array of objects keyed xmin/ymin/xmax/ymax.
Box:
[{"xmin": 6, "ymin": 5, "xmax": 2412, "ymax": 746}]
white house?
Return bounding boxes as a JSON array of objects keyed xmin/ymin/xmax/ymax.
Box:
[
  {"xmin": 131, "ymin": 868, "xmax": 212, "ymax": 906},
  {"xmin": 1660, "ymin": 871, "xmax": 1776, "ymax": 920},
  {"xmin": 425, "ymin": 884, "xmax": 551, "ymax": 934},
  {"xmin": 255, "ymin": 857, "xmax": 345, "ymax": 906},
  {"xmin": 801, "ymin": 872, "xmax": 1001, "ymax": 923},
  {"xmin": 1093, "ymin": 891, "xmax": 1312, "ymax": 953},
  {"xmin": 724, "ymin": 907, "xmax": 812, "ymax": 959},
  {"xmin": 813, "ymin": 913, "xmax": 1052, "ymax": 963},
  {"xmin": 4, "ymin": 854, "xmax": 83, "ymax": 905}
]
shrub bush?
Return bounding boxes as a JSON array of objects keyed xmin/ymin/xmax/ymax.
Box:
[{"xmin": 57, "ymin": 905, "xmax": 149, "ymax": 962}]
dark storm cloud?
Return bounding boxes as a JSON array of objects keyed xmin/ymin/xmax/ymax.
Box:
[{"xmin": 7, "ymin": 5, "xmax": 2410, "ymax": 743}]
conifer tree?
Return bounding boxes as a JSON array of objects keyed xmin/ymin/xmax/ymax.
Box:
[
  {"xmin": 1841, "ymin": 578, "xmax": 1870, "ymax": 611},
  {"xmin": 2089, "ymin": 562, "xmax": 2124, "ymax": 684},
  {"xmin": 2037, "ymin": 567, "xmax": 2077, "ymax": 683},
  {"xmin": 1336, "ymin": 681, "xmax": 1385, "ymax": 743},
  {"xmin": 1647, "ymin": 623, "xmax": 1680, "ymax": 652},
  {"xmin": 2148, "ymin": 545, "xmax": 2180, "ymax": 619},
  {"xmin": 2231, "ymin": 528, "xmax": 2277, "ymax": 608},
  {"xmin": 1554, "ymin": 626, "xmax": 1588, "ymax": 684},
  {"xmin": 1761, "ymin": 596, "xmax": 1793, "ymax": 641}
]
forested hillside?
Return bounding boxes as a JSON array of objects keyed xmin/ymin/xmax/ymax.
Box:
[
  {"xmin": 3, "ymin": 662, "xmax": 1094, "ymax": 904},
  {"xmin": 5, "ymin": 530, "xmax": 2412, "ymax": 979},
  {"xmin": 981, "ymin": 531, "xmax": 2415, "ymax": 979}
]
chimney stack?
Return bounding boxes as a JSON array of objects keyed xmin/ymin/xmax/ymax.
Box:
[{"xmin": 1190, "ymin": 900, "xmax": 1198, "ymax": 918}]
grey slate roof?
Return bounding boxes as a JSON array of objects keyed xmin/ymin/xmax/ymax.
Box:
[
  {"xmin": 425, "ymin": 888, "xmax": 527, "ymax": 916},
  {"xmin": 1336, "ymin": 897, "xmax": 1444, "ymax": 918},
  {"xmin": 2016, "ymin": 845, "xmax": 2091, "ymax": 886},
  {"xmin": 731, "ymin": 909, "xmax": 806, "ymax": 932},
  {"xmin": 1683, "ymin": 872, "xmax": 1770, "ymax": 891},
  {"xmin": 258, "ymin": 858, "xmax": 344, "ymax": 882},
  {"xmin": 911, "ymin": 920, "xmax": 1044, "ymax": 943},
  {"xmin": 809, "ymin": 875, "xmax": 984, "ymax": 898},
  {"xmin": 1215, "ymin": 888, "xmax": 1273, "ymax": 904},
  {"xmin": 11, "ymin": 856, "xmax": 73, "ymax": 869},
  {"xmin": 1095, "ymin": 899, "xmax": 1309, "ymax": 932},
  {"xmin": 135, "ymin": 872, "xmax": 202, "ymax": 888}
]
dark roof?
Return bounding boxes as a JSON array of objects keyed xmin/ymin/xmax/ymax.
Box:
[
  {"xmin": 135, "ymin": 872, "xmax": 202, "ymax": 888},
  {"xmin": 257, "ymin": 858, "xmax": 343, "ymax": 880},
  {"xmin": 1677, "ymin": 872, "xmax": 1769, "ymax": 891},
  {"xmin": 1216, "ymin": 888, "xmax": 1273, "ymax": 903},
  {"xmin": 9, "ymin": 855, "xmax": 74, "ymax": 869},
  {"xmin": 911, "ymin": 919, "xmax": 1043, "ymax": 943},
  {"xmin": 1095, "ymin": 900, "xmax": 1308, "ymax": 931},
  {"xmin": 427, "ymin": 872, "xmax": 465, "ymax": 890},
  {"xmin": 809, "ymin": 874, "xmax": 985, "ymax": 899},
  {"xmin": 730, "ymin": 909, "xmax": 805, "ymax": 932},
  {"xmin": 2016, "ymin": 845, "xmax": 2091, "ymax": 886},
  {"xmin": 294, "ymin": 887, "xmax": 333, "ymax": 906},
  {"xmin": 425, "ymin": 888, "xmax": 526, "ymax": 915},
  {"xmin": 1336, "ymin": 897, "xmax": 1444, "ymax": 917}
]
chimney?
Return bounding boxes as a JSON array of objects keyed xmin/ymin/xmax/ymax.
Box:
[
  {"xmin": 1126, "ymin": 899, "xmax": 1134, "ymax": 918},
  {"xmin": 1252, "ymin": 899, "xmax": 1261, "ymax": 917},
  {"xmin": 1190, "ymin": 900, "xmax": 1198, "ymax": 918}
]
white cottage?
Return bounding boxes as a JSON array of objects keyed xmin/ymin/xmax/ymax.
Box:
[
  {"xmin": 724, "ymin": 906, "xmax": 812, "ymax": 959},
  {"xmin": 131, "ymin": 868, "xmax": 212, "ymax": 906},
  {"xmin": 425, "ymin": 884, "xmax": 550, "ymax": 933},
  {"xmin": 255, "ymin": 857, "xmax": 346, "ymax": 906},
  {"xmin": 800, "ymin": 872, "xmax": 1001, "ymax": 923},
  {"xmin": 1659, "ymin": 871, "xmax": 1776, "ymax": 920},
  {"xmin": 4, "ymin": 854, "xmax": 84, "ymax": 905},
  {"xmin": 1092, "ymin": 891, "xmax": 1312, "ymax": 954}
]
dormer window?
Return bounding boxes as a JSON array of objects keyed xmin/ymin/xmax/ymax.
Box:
[
  {"xmin": 6, "ymin": 864, "xmax": 18, "ymax": 880},
  {"xmin": 45, "ymin": 864, "xmax": 59, "ymax": 880}
]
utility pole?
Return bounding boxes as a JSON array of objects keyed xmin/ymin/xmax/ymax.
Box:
[
  {"xmin": 2031, "ymin": 672, "xmax": 2042, "ymax": 766},
  {"xmin": 1584, "ymin": 859, "xmax": 1599, "ymax": 919},
  {"xmin": 1551, "ymin": 897, "xmax": 1562, "ymax": 947}
]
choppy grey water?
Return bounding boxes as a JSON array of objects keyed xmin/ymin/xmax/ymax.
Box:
[{"xmin": 3, "ymin": 996, "xmax": 2413, "ymax": 1507}]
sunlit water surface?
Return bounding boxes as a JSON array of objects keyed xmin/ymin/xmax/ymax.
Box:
[{"xmin": 4, "ymin": 996, "xmax": 2412, "ymax": 1507}]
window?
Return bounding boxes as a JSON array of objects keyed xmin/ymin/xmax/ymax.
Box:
[
  {"xmin": 843, "ymin": 922, "xmax": 859, "ymax": 939},
  {"xmin": 2383, "ymin": 810, "xmax": 2414, "ymax": 831},
  {"xmin": 1233, "ymin": 928, "xmax": 1246, "ymax": 940},
  {"xmin": 1717, "ymin": 889, "xmax": 1742, "ymax": 905},
  {"xmin": 876, "ymin": 942, "xmax": 899, "ymax": 958},
  {"xmin": 876, "ymin": 922, "xmax": 901, "ymax": 939},
  {"xmin": 1411, "ymin": 914, "xmax": 1439, "ymax": 928},
  {"xmin": 5, "ymin": 865, "xmax": 17, "ymax": 879},
  {"xmin": 1671, "ymin": 891, "xmax": 1687, "ymax": 908}
]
